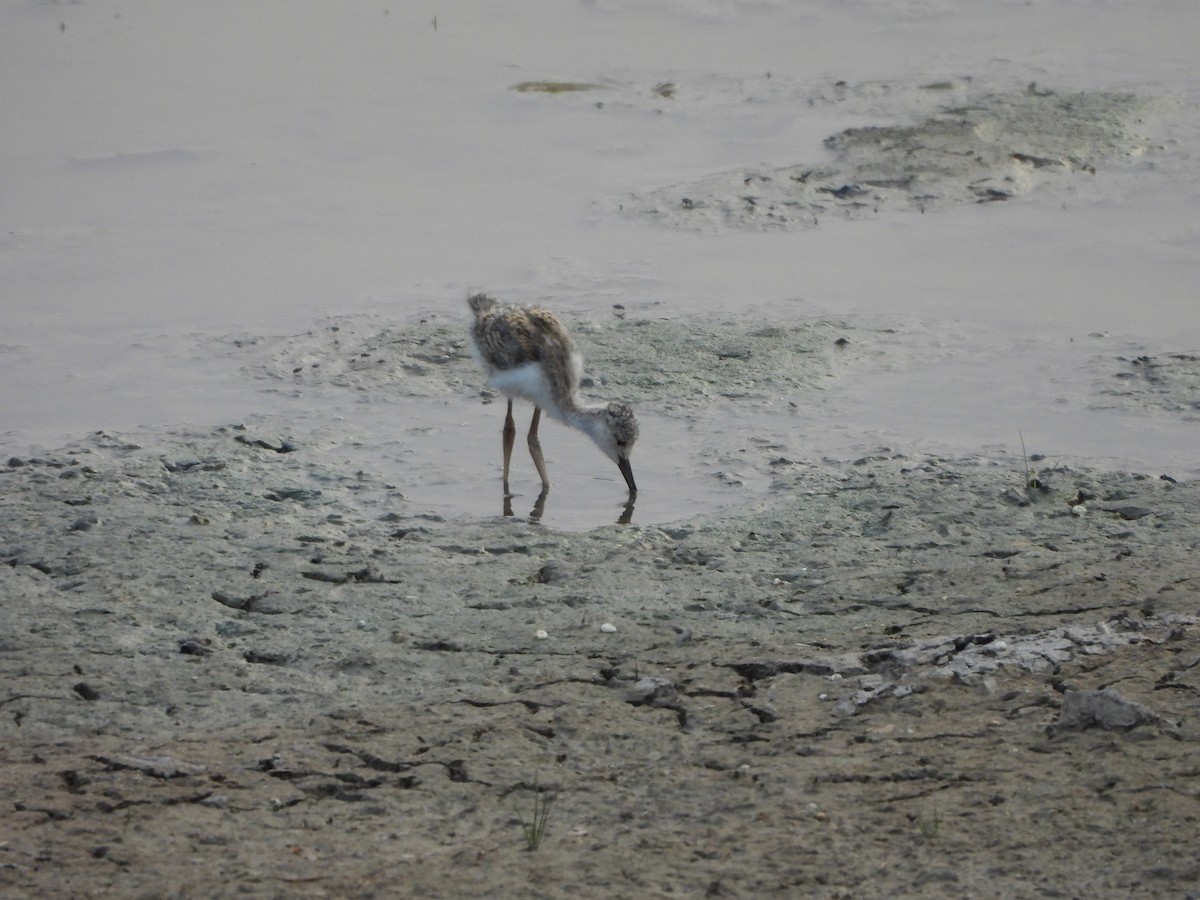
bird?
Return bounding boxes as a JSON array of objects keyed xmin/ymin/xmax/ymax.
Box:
[{"xmin": 466, "ymin": 292, "xmax": 638, "ymax": 496}]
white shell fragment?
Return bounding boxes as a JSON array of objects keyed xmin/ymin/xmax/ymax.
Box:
[
  {"xmin": 534, "ymin": 629, "xmax": 549, "ymax": 640},
  {"xmin": 600, "ymin": 622, "xmax": 617, "ymax": 633}
]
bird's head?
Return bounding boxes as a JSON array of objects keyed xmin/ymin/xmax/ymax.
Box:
[{"xmin": 592, "ymin": 402, "xmax": 638, "ymax": 493}]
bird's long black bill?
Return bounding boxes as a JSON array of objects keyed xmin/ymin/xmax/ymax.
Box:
[{"xmin": 618, "ymin": 458, "xmax": 637, "ymax": 494}]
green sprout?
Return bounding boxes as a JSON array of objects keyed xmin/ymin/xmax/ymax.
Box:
[
  {"xmin": 1019, "ymin": 431, "xmax": 1044, "ymax": 492},
  {"xmin": 516, "ymin": 777, "xmax": 557, "ymax": 852}
]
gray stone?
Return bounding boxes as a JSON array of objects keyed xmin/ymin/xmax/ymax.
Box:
[{"xmin": 1052, "ymin": 688, "xmax": 1159, "ymax": 734}]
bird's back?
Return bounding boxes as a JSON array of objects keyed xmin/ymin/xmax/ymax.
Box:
[{"xmin": 468, "ymin": 294, "xmax": 582, "ymax": 403}]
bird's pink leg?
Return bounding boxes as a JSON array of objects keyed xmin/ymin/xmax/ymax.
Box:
[
  {"xmin": 502, "ymin": 399, "xmax": 516, "ymax": 495},
  {"xmin": 527, "ymin": 407, "xmax": 551, "ymax": 488}
]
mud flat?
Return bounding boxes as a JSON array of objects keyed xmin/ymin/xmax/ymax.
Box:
[
  {"xmin": 617, "ymin": 82, "xmax": 1161, "ymax": 231},
  {"xmin": 3, "ymin": 308, "xmax": 1199, "ymax": 898}
]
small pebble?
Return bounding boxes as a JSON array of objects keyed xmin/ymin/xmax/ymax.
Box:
[
  {"xmin": 534, "ymin": 629, "xmax": 549, "ymax": 640},
  {"xmin": 73, "ymin": 682, "xmax": 101, "ymax": 701},
  {"xmin": 626, "ymin": 676, "xmax": 676, "ymax": 704},
  {"xmin": 178, "ymin": 638, "xmax": 212, "ymax": 656},
  {"xmin": 1071, "ymin": 504, "xmax": 1087, "ymax": 517},
  {"xmin": 600, "ymin": 622, "xmax": 617, "ymax": 633}
]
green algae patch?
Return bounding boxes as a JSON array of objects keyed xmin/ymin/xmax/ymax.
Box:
[{"xmin": 513, "ymin": 80, "xmax": 603, "ymax": 94}]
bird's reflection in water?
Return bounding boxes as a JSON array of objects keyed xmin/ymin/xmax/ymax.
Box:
[
  {"xmin": 501, "ymin": 487, "xmax": 636, "ymax": 526},
  {"xmin": 618, "ymin": 493, "xmax": 636, "ymax": 525}
]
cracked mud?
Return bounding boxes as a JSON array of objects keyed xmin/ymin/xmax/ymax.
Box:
[{"xmin": 3, "ymin": 314, "xmax": 1199, "ymax": 897}]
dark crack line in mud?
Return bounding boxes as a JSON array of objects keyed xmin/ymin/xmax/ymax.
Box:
[{"xmin": 877, "ymin": 782, "xmax": 976, "ymax": 805}]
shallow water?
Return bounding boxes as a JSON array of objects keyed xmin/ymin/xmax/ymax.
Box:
[
  {"xmin": 308, "ymin": 399, "xmax": 753, "ymax": 531},
  {"xmin": 4, "ymin": 4, "xmax": 1199, "ymax": 530}
]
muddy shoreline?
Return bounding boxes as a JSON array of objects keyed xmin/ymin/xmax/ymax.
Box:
[
  {"xmin": 5, "ymin": 8, "xmax": 1200, "ymax": 894},
  {"xmin": 3, "ymin": 340, "xmax": 1198, "ymax": 896}
]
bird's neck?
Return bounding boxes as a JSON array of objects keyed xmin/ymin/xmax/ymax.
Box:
[{"xmin": 560, "ymin": 400, "xmax": 607, "ymax": 434}]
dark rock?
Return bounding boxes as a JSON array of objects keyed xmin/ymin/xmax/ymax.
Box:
[
  {"xmin": 243, "ymin": 650, "xmax": 290, "ymax": 666},
  {"xmin": 178, "ymin": 638, "xmax": 213, "ymax": 656},
  {"xmin": 265, "ymin": 488, "xmax": 322, "ymax": 503},
  {"xmin": 73, "ymin": 682, "xmax": 101, "ymax": 701},
  {"xmin": 414, "ymin": 639, "xmax": 465, "ymax": 652},
  {"xmin": 1051, "ymin": 688, "xmax": 1158, "ymax": 735},
  {"xmin": 534, "ymin": 561, "xmax": 568, "ymax": 584},
  {"xmin": 235, "ymin": 435, "xmax": 300, "ymax": 454},
  {"xmin": 1103, "ymin": 506, "xmax": 1152, "ymax": 521}
]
